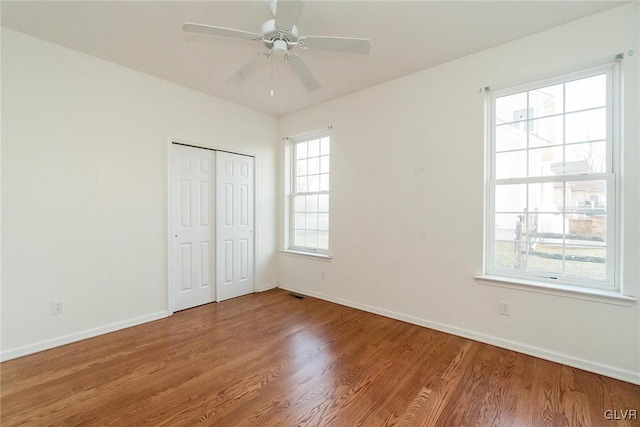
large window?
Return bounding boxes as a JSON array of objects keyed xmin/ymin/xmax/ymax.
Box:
[
  {"xmin": 486, "ymin": 64, "xmax": 619, "ymax": 289},
  {"xmin": 289, "ymin": 134, "xmax": 330, "ymax": 253}
]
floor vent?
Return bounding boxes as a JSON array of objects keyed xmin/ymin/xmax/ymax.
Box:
[{"xmin": 289, "ymin": 293, "xmax": 304, "ymax": 299}]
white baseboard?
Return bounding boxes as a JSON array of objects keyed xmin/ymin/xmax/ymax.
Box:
[
  {"xmin": 0, "ymin": 311, "xmax": 170, "ymax": 362},
  {"xmin": 257, "ymin": 284, "xmax": 277, "ymax": 292},
  {"xmin": 278, "ymin": 284, "xmax": 640, "ymax": 386}
]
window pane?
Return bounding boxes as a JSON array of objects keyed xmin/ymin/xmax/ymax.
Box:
[
  {"xmin": 534, "ymin": 212, "xmax": 564, "ymax": 236},
  {"xmin": 294, "ymin": 195, "xmax": 306, "ymax": 212},
  {"xmin": 296, "ymin": 159, "xmax": 308, "ymax": 177},
  {"xmin": 496, "ymin": 92, "xmax": 527, "ymax": 124},
  {"xmin": 496, "ymin": 124, "xmax": 527, "ymax": 152},
  {"xmin": 318, "ymin": 231, "xmax": 329, "ymax": 250},
  {"xmin": 495, "ymin": 184, "xmax": 526, "ymax": 213},
  {"xmin": 565, "ymin": 74, "xmax": 606, "ymax": 112},
  {"xmin": 294, "ymin": 229, "xmax": 306, "ymax": 246},
  {"xmin": 308, "ymin": 139, "xmax": 320, "ymax": 157},
  {"xmin": 565, "ymin": 244, "xmax": 606, "ymax": 279},
  {"xmin": 528, "ymin": 145, "xmax": 563, "ymax": 177},
  {"xmin": 566, "ymin": 141, "xmax": 606, "ymax": 173},
  {"xmin": 526, "ymin": 241, "xmax": 564, "ymax": 275},
  {"xmin": 296, "ymin": 176, "xmax": 308, "ymax": 192},
  {"xmin": 523, "ymin": 211, "xmax": 540, "ymax": 236},
  {"xmin": 565, "ymin": 180, "xmax": 607, "ymax": 212},
  {"xmin": 308, "ymin": 157, "xmax": 320, "ymax": 175},
  {"xmin": 306, "ymin": 213, "xmax": 318, "ymax": 230},
  {"xmin": 320, "ymin": 174, "xmax": 329, "ymax": 191},
  {"xmin": 528, "ymin": 115, "xmax": 563, "ymax": 147},
  {"xmin": 529, "ymin": 83, "xmax": 563, "ymax": 118},
  {"xmin": 320, "ymin": 155, "xmax": 330, "ymax": 173},
  {"xmin": 306, "ymin": 195, "xmax": 318, "ymax": 213},
  {"xmin": 495, "ymin": 150, "xmax": 527, "ymax": 179},
  {"xmin": 296, "ymin": 142, "xmax": 308, "ymax": 159},
  {"xmin": 495, "ymin": 213, "xmax": 523, "ymax": 239},
  {"xmin": 308, "ymin": 174, "xmax": 320, "ymax": 192},
  {"xmin": 306, "ymin": 230, "xmax": 318, "ymax": 248},
  {"xmin": 318, "ymin": 213, "xmax": 329, "ymax": 231},
  {"xmin": 494, "ymin": 240, "xmax": 516, "ymax": 270},
  {"xmin": 294, "ymin": 213, "xmax": 306, "ymax": 229},
  {"xmin": 320, "ymin": 137, "xmax": 330, "ymax": 155},
  {"xmin": 495, "ymin": 212, "xmax": 535, "ymax": 272},
  {"xmin": 565, "ymin": 177, "xmax": 607, "ymax": 276},
  {"xmin": 318, "ymin": 194, "xmax": 329, "ymax": 212},
  {"xmin": 528, "ymin": 182, "xmax": 561, "ymax": 213},
  {"xmin": 565, "ymin": 108, "xmax": 606, "ymax": 143},
  {"xmin": 522, "ymin": 213, "xmax": 564, "ymax": 273},
  {"xmin": 568, "ymin": 213, "xmax": 606, "ymax": 239}
]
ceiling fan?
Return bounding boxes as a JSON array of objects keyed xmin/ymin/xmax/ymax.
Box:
[{"xmin": 183, "ymin": 0, "xmax": 371, "ymax": 92}]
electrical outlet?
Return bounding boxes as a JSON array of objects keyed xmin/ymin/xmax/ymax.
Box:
[
  {"xmin": 52, "ymin": 300, "xmax": 64, "ymax": 315},
  {"xmin": 500, "ymin": 301, "xmax": 510, "ymax": 316},
  {"xmin": 321, "ymin": 271, "xmax": 326, "ymax": 279}
]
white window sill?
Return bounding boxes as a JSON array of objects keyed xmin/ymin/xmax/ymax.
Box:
[
  {"xmin": 281, "ymin": 249, "xmax": 332, "ymax": 260},
  {"xmin": 475, "ymin": 275, "xmax": 637, "ymax": 307}
]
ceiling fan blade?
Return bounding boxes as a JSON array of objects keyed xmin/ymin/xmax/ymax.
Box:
[
  {"xmin": 228, "ymin": 52, "xmax": 271, "ymax": 84},
  {"xmin": 183, "ymin": 22, "xmax": 261, "ymax": 41},
  {"xmin": 274, "ymin": 0, "xmax": 304, "ymax": 32},
  {"xmin": 300, "ymin": 36, "xmax": 371, "ymax": 54},
  {"xmin": 286, "ymin": 54, "xmax": 321, "ymax": 92}
]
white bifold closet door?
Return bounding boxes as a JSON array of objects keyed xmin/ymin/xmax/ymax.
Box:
[
  {"xmin": 215, "ymin": 151, "xmax": 254, "ymax": 301},
  {"xmin": 171, "ymin": 144, "xmax": 216, "ymax": 311},
  {"xmin": 170, "ymin": 144, "xmax": 254, "ymax": 312}
]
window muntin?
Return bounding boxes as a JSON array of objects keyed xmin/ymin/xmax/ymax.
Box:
[
  {"xmin": 291, "ymin": 135, "xmax": 330, "ymax": 253},
  {"xmin": 487, "ymin": 65, "xmax": 617, "ymax": 289}
]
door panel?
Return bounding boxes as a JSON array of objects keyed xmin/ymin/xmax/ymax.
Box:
[
  {"xmin": 200, "ymin": 241, "xmax": 210, "ymax": 286},
  {"xmin": 224, "ymin": 183, "xmax": 233, "ymax": 226},
  {"xmin": 240, "ymin": 238, "xmax": 249, "ymax": 280},
  {"xmin": 199, "ymin": 182, "xmax": 210, "ymax": 226},
  {"xmin": 180, "ymin": 243, "xmax": 191, "ymax": 291},
  {"xmin": 240, "ymin": 185, "xmax": 249, "ymax": 225},
  {"xmin": 171, "ymin": 144, "xmax": 215, "ymax": 311},
  {"xmin": 216, "ymin": 151, "xmax": 254, "ymax": 301},
  {"xmin": 223, "ymin": 240, "xmax": 233, "ymax": 284},
  {"xmin": 179, "ymin": 180, "xmax": 190, "ymax": 227}
]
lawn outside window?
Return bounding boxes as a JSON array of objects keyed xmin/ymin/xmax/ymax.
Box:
[{"xmin": 483, "ymin": 63, "xmax": 621, "ymax": 291}]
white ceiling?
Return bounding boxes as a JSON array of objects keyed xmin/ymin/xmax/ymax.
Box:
[{"xmin": 1, "ymin": 1, "xmax": 625, "ymax": 116}]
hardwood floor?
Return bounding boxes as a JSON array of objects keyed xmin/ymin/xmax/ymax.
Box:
[{"xmin": 2, "ymin": 289, "xmax": 638, "ymax": 426}]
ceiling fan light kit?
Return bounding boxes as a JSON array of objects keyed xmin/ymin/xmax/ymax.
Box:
[
  {"xmin": 271, "ymin": 39, "xmax": 289, "ymax": 56},
  {"xmin": 182, "ymin": 0, "xmax": 371, "ymax": 93}
]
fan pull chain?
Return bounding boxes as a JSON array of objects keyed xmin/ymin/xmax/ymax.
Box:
[{"xmin": 270, "ymin": 55, "xmax": 274, "ymax": 97}]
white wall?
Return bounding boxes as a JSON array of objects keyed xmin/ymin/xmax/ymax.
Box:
[
  {"xmin": 1, "ymin": 28, "xmax": 279, "ymax": 358},
  {"xmin": 278, "ymin": 3, "xmax": 640, "ymax": 384}
]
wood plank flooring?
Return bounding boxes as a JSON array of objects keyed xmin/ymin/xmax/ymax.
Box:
[{"xmin": 2, "ymin": 289, "xmax": 639, "ymax": 426}]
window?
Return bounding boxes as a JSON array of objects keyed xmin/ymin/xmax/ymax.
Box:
[
  {"xmin": 485, "ymin": 63, "xmax": 619, "ymax": 290},
  {"xmin": 289, "ymin": 134, "xmax": 330, "ymax": 254}
]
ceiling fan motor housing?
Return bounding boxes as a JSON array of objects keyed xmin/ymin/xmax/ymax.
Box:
[{"xmin": 261, "ymin": 19, "xmax": 298, "ymax": 49}]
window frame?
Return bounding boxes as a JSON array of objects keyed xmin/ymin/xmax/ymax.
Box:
[
  {"xmin": 287, "ymin": 131, "xmax": 331, "ymax": 255},
  {"xmin": 484, "ymin": 62, "xmax": 621, "ymax": 291}
]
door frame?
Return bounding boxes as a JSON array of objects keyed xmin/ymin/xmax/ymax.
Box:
[{"xmin": 166, "ymin": 136, "xmax": 258, "ymax": 315}]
